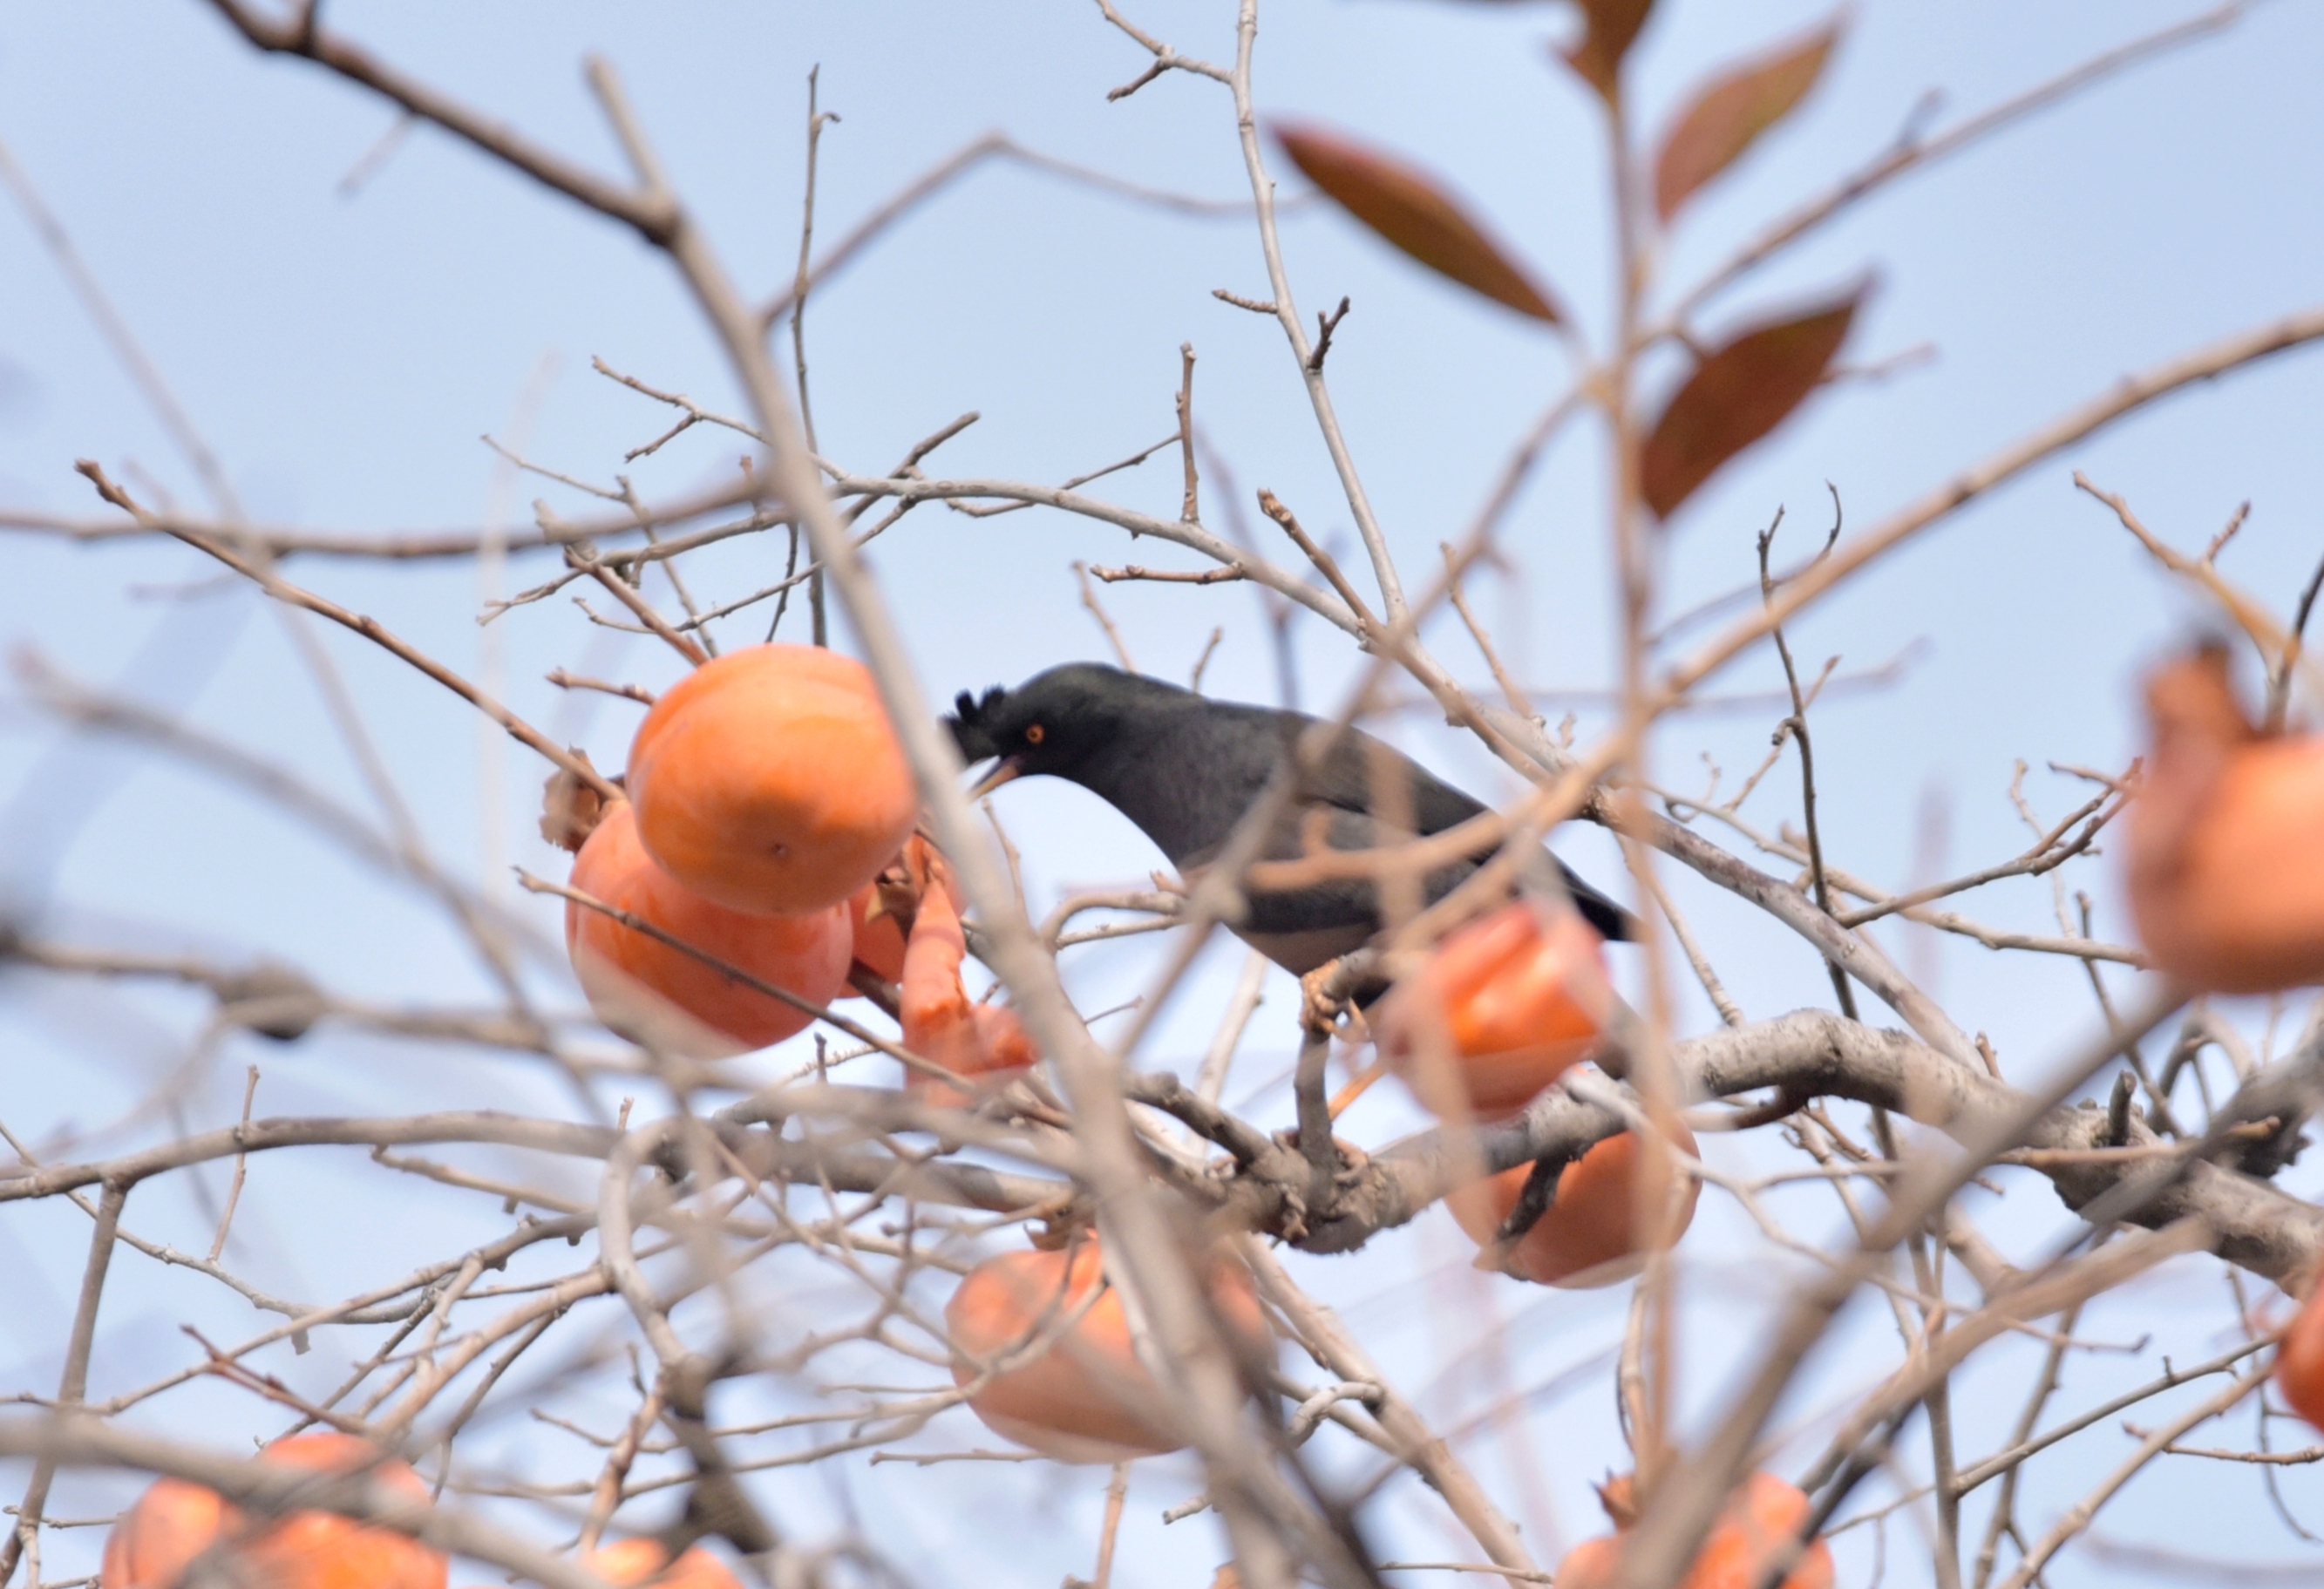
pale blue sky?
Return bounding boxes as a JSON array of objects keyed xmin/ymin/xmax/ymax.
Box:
[{"xmin": 4, "ymin": 3, "xmax": 2323, "ymax": 1586}]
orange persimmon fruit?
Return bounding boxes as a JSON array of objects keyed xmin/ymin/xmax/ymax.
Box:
[
  {"xmin": 946, "ymin": 1237, "xmax": 1269, "ymax": 1463},
  {"xmin": 627, "ymin": 643, "xmax": 919, "ymax": 916},
  {"xmin": 1555, "ymin": 1470, "xmax": 1832, "ymax": 1589},
  {"xmin": 583, "ymin": 1538, "xmax": 743, "ymax": 1589},
  {"xmin": 2126, "ymin": 644, "xmax": 2324, "ymax": 992},
  {"xmin": 567, "ymin": 800, "xmax": 851, "ymax": 1057},
  {"xmin": 103, "ymin": 1433, "xmax": 446, "ymax": 1589},
  {"xmin": 1448, "ymin": 1118, "xmax": 1701, "ymax": 1287},
  {"xmin": 2276, "ymin": 1271, "xmax": 2324, "ymax": 1431},
  {"xmin": 1375, "ymin": 900, "xmax": 1614, "ymax": 1119},
  {"xmin": 900, "ymin": 869, "xmax": 1036, "ymax": 1106},
  {"xmin": 101, "ymin": 1477, "xmax": 230, "ymax": 1589}
]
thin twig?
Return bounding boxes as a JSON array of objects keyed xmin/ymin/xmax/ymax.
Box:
[
  {"xmin": 1655, "ymin": 304, "xmax": 2324, "ymax": 717},
  {"xmin": 2266, "ymin": 544, "xmax": 2324, "ymax": 730},
  {"xmin": 1093, "ymin": 0, "xmax": 1233, "ymax": 98},
  {"xmin": 576, "ymin": 556, "xmax": 707, "ymax": 665},
  {"xmin": 1307, "ymin": 296, "xmax": 1350, "ymax": 373},
  {"xmin": 2081, "ymin": 472, "xmax": 2324, "ymax": 700},
  {"xmin": 546, "ymin": 669, "xmax": 656, "ymax": 707},
  {"xmin": 949, "ymin": 431, "xmax": 1183, "ymax": 519},
  {"xmin": 1222, "ymin": 4, "xmax": 1405, "ymax": 625},
  {"xmin": 1089, "ymin": 562, "xmax": 1249, "ymax": 586},
  {"xmin": 1442, "ymin": 543, "xmax": 1531, "ymax": 718},
  {"xmin": 1177, "ymin": 343, "xmax": 1201, "ymax": 523},
  {"xmin": 1993, "ymin": 1363, "xmax": 2271, "ymax": 1589},
  {"xmin": 0, "ymin": 1181, "xmax": 126, "ymax": 1586},
  {"xmin": 1758, "ymin": 498, "xmax": 1858, "ymax": 1022},
  {"xmin": 1674, "ymin": 3, "xmax": 2249, "ymax": 322},
  {"xmin": 792, "ymin": 65, "xmax": 837, "ymax": 645},
  {"xmin": 1073, "ymin": 562, "xmax": 1139, "ymax": 673},
  {"xmin": 1191, "ymin": 627, "xmax": 1226, "ymax": 695},
  {"xmin": 73, "ymin": 460, "xmax": 619, "ymax": 803},
  {"xmin": 1090, "ymin": 1462, "xmax": 1131, "ymax": 1589},
  {"xmin": 0, "ymin": 138, "xmax": 244, "ymax": 518},
  {"xmin": 204, "ymin": 1066, "xmax": 262, "ymax": 1263},
  {"xmin": 1641, "ymin": 869, "xmax": 1743, "ymax": 1028},
  {"xmin": 1258, "ymin": 490, "xmax": 1372, "ymax": 623}
]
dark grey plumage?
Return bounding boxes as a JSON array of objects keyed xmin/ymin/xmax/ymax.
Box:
[{"xmin": 943, "ymin": 662, "xmax": 1630, "ymax": 974}]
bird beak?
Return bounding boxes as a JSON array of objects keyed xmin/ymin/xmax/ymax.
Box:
[{"xmin": 967, "ymin": 757, "xmax": 1023, "ymax": 800}]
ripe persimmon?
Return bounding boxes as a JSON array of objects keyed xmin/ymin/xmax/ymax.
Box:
[
  {"xmin": 1375, "ymin": 900, "xmax": 1614, "ymax": 1119},
  {"xmin": 103, "ymin": 1433, "xmax": 446, "ymax": 1589},
  {"xmin": 567, "ymin": 800, "xmax": 851, "ymax": 1057},
  {"xmin": 946, "ymin": 1238, "xmax": 1269, "ymax": 1463},
  {"xmin": 900, "ymin": 872, "xmax": 1036, "ymax": 1107},
  {"xmin": 1448, "ymin": 1119, "xmax": 1701, "ymax": 1287},
  {"xmin": 628, "ymin": 643, "xmax": 919, "ymax": 916},
  {"xmin": 2276, "ymin": 1272, "xmax": 2324, "ymax": 1431},
  {"xmin": 1555, "ymin": 1470, "xmax": 1831, "ymax": 1589},
  {"xmin": 583, "ymin": 1538, "xmax": 743, "ymax": 1589},
  {"xmin": 101, "ymin": 1477, "xmax": 230, "ymax": 1589},
  {"xmin": 2127, "ymin": 645, "xmax": 2324, "ymax": 992},
  {"xmin": 1553, "ymin": 1536, "xmax": 1621, "ymax": 1587}
]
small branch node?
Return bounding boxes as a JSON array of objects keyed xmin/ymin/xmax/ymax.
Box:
[
  {"xmin": 1306, "ymin": 295, "xmax": 1350, "ymax": 371},
  {"xmin": 1212, "ymin": 288, "xmax": 1279, "ymax": 315}
]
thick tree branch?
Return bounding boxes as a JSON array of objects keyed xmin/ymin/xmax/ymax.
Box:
[{"xmin": 1292, "ymin": 1009, "xmax": 2324, "ymax": 1286}]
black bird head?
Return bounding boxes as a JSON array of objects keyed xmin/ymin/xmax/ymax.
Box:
[{"xmin": 943, "ymin": 662, "xmax": 1156, "ymax": 796}]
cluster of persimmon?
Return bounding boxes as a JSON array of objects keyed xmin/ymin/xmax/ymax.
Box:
[
  {"xmin": 559, "ymin": 644, "xmax": 1030, "ymax": 1100},
  {"xmin": 102, "ymin": 1433, "xmax": 747, "ymax": 1589},
  {"xmin": 561, "ymin": 644, "xmax": 910, "ymax": 1057},
  {"xmin": 1376, "ymin": 899, "xmax": 1699, "ymax": 1287}
]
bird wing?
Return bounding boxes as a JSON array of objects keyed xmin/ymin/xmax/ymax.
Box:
[
  {"xmin": 1288, "ymin": 717, "xmax": 1635, "ymax": 941},
  {"xmin": 1295, "ymin": 721, "xmax": 1489, "ymax": 836}
]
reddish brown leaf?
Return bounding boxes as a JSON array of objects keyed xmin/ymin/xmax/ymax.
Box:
[
  {"xmin": 1654, "ymin": 20, "xmax": 1839, "ymax": 222},
  {"xmin": 1562, "ymin": 0, "xmax": 1655, "ymax": 100},
  {"xmin": 1641, "ymin": 291, "xmax": 1861, "ymax": 519},
  {"xmin": 1274, "ymin": 122, "xmax": 1560, "ymax": 324}
]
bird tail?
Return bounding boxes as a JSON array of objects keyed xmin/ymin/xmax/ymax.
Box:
[{"xmin": 1560, "ymin": 863, "xmax": 1637, "ymax": 943}]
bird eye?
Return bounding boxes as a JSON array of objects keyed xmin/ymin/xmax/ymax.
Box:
[{"xmin": 1024, "ymin": 723, "xmax": 1046, "ymax": 745}]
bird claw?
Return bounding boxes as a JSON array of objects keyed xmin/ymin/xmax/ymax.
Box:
[{"xmin": 1299, "ymin": 963, "xmax": 1357, "ymax": 1037}]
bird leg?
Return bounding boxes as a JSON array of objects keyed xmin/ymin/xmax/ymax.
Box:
[
  {"xmin": 1288, "ymin": 958, "xmax": 1388, "ymax": 1224},
  {"xmin": 1293, "ymin": 1022, "xmax": 1335, "ymax": 1144},
  {"xmin": 1288, "ymin": 1023, "xmax": 1349, "ymax": 1228}
]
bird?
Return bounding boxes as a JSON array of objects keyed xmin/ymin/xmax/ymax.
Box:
[{"xmin": 942, "ymin": 662, "xmax": 1631, "ymax": 982}]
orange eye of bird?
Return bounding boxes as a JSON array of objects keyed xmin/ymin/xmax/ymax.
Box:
[{"xmin": 1024, "ymin": 724, "xmax": 1046, "ymax": 745}]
